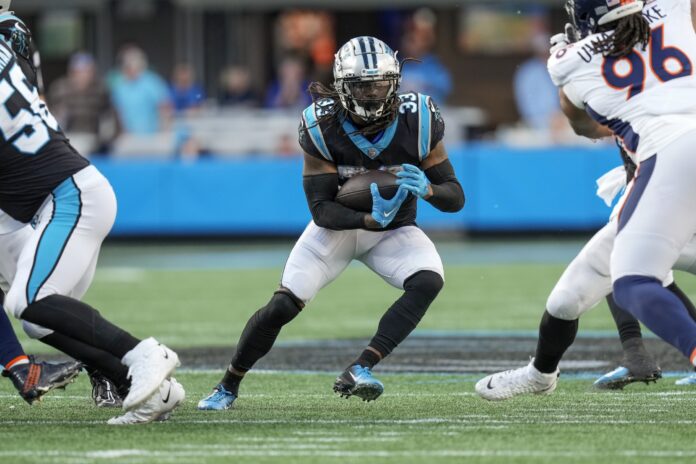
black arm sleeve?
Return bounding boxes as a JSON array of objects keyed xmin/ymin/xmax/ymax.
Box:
[
  {"xmin": 424, "ymin": 159, "xmax": 465, "ymax": 213},
  {"xmin": 303, "ymin": 174, "xmax": 367, "ymax": 231}
]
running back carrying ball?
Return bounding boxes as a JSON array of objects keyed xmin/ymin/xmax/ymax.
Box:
[{"xmin": 335, "ymin": 170, "xmax": 398, "ymax": 212}]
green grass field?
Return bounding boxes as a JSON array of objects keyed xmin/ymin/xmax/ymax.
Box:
[
  {"xmin": 14, "ymin": 263, "xmax": 622, "ymax": 353},
  {"xmin": 2, "ymin": 372, "xmax": 696, "ymax": 464},
  {"xmin": 1, "ymin": 242, "xmax": 696, "ymax": 463}
]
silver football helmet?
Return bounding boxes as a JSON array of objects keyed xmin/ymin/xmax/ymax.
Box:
[{"xmin": 333, "ymin": 36, "xmax": 401, "ymax": 123}]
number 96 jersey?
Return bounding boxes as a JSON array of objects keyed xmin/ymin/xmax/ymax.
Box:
[
  {"xmin": 548, "ymin": 0, "xmax": 696, "ymax": 163},
  {"xmin": 0, "ymin": 40, "xmax": 88, "ymax": 224},
  {"xmin": 298, "ymin": 92, "xmax": 445, "ymax": 229}
]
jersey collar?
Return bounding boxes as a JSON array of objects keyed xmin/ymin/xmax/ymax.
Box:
[{"xmin": 341, "ymin": 116, "xmax": 398, "ymax": 160}]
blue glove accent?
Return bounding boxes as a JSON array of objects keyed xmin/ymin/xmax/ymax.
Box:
[
  {"xmin": 370, "ymin": 183, "xmax": 409, "ymax": 228},
  {"xmin": 396, "ymin": 163, "xmax": 430, "ymax": 198}
]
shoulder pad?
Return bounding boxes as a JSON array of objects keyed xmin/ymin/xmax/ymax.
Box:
[
  {"xmin": 547, "ymin": 42, "xmax": 587, "ymax": 88},
  {"xmin": 300, "ymin": 100, "xmax": 334, "ymax": 161},
  {"xmin": 414, "ymin": 93, "xmax": 444, "ymax": 160}
]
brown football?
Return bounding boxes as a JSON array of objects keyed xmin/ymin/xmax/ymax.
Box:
[{"xmin": 335, "ymin": 170, "xmax": 399, "ymax": 212}]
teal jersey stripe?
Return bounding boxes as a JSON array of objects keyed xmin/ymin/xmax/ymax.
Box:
[
  {"xmin": 302, "ymin": 105, "xmax": 333, "ymax": 161},
  {"xmin": 342, "ymin": 116, "xmax": 399, "ymax": 160},
  {"xmin": 26, "ymin": 177, "xmax": 82, "ymax": 304},
  {"xmin": 418, "ymin": 94, "xmax": 432, "ymax": 160}
]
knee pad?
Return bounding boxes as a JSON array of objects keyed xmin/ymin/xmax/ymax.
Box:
[
  {"xmin": 22, "ymin": 321, "xmax": 53, "ymax": 339},
  {"xmin": 404, "ymin": 271, "xmax": 444, "ymax": 299},
  {"xmin": 546, "ymin": 287, "xmax": 584, "ymax": 321},
  {"xmin": 4, "ymin": 286, "xmax": 28, "ymax": 319},
  {"xmin": 256, "ymin": 291, "xmax": 302, "ymax": 328}
]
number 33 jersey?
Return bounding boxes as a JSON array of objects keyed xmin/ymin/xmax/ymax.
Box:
[
  {"xmin": 298, "ymin": 92, "xmax": 445, "ymax": 228},
  {"xmin": 0, "ymin": 40, "xmax": 88, "ymax": 223},
  {"xmin": 548, "ymin": 0, "xmax": 696, "ymax": 163}
]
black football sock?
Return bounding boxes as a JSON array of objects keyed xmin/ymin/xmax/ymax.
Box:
[
  {"xmin": 220, "ymin": 367, "xmax": 244, "ymax": 396},
  {"xmin": 20, "ymin": 295, "xmax": 140, "ymax": 360},
  {"xmin": 533, "ymin": 311, "xmax": 578, "ymax": 374},
  {"xmin": 40, "ymin": 332, "xmax": 131, "ymax": 397},
  {"xmin": 230, "ymin": 291, "xmax": 302, "ymax": 372},
  {"xmin": 667, "ymin": 282, "xmax": 696, "ymax": 322},
  {"xmin": 352, "ymin": 349, "xmax": 381, "ymax": 369},
  {"xmin": 366, "ymin": 271, "xmax": 443, "ymax": 366},
  {"xmin": 607, "ymin": 293, "xmax": 642, "ymax": 344}
]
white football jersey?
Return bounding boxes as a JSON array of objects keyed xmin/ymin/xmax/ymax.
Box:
[{"xmin": 548, "ymin": 0, "xmax": 696, "ymax": 162}]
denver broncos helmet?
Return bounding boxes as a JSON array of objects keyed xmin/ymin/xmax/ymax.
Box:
[
  {"xmin": 566, "ymin": 0, "xmax": 644, "ymax": 39},
  {"xmin": 333, "ymin": 36, "xmax": 401, "ymax": 123}
]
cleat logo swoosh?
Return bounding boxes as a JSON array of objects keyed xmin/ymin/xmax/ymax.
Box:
[
  {"xmin": 486, "ymin": 378, "xmax": 495, "ymax": 390},
  {"xmin": 382, "ymin": 208, "xmax": 397, "ymax": 219},
  {"xmin": 162, "ymin": 384, "xmax": 172, "ymax": 403}
]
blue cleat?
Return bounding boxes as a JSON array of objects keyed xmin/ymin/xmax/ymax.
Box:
[
  {"xmin": 333, "ymin": 365, "xmax": 384, "ymax": 402},
  {"xmin": 675, "ymin": 373, "xmax": 696, "ymax": 386},
  {"xmin": 197, "ymin": 384, "xmax": 237, "ymax": 410},
  {"xmin": 594, "ymin": 364, "xmax": 661, "ymax": 390}
]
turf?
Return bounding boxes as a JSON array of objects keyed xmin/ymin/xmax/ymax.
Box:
[
  {"xmin": 15, "ymin": 264, "xmax": 630, "ymax": 353},
  {"xmin": 1, "ymin": 371, "xmax": 695, "ymax": 464}
]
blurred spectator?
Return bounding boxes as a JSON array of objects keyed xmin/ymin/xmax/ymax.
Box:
[
  {"xmin": 275, "ymin": 11, "xmax": 336, "ymax": 83},
  {"xmin": 264, "ymin": 54, "xmax": 311, "ymax": 110},
  {"xmin": 513, "ymin": 33, "xmax": 561, "ymax": 132},
  {"xmin": 218, "ymin": 66, "xmax": 259, "ymax": 107},
  {"xmin": 400, "ymin": 8, "xmax": 452, "ymax": 104},
  {"xmin": 48, "ymin": 52, "xmax": 119, "ymax": 156},
  {"xmin": 110, "ymin": 45, "xmax": 172, "ymax": 134},
  {"xmin": 170, "ymin": 63, "xmax": 206, "ymax": 114}
]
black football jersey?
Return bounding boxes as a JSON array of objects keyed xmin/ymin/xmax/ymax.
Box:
[
  {"xmin": 299, "ymin": 92, "xmax": 445, "ymax": 229},
  {"xmin": 0, "ymin": 40, "xmax": 89, "ymax": 223}
]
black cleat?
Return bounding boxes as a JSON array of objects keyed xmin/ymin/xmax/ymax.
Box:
[
  {"xmin": 333, "ymin": 365, "xmax": 384, "ymax": 402},
  {"xmin": 594, "ymin": 339, "xmax": 662, "ymax": 390},
  {"xmin": 2, "ymin": 358, "xmax": 82, "ymax": 404},
  {"xmin": 89, "ymin": 371, "xmax": 123, "ymax": 408}
]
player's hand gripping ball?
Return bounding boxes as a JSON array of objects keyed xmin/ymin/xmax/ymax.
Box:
[
  {"xmin": 335, "ymin": 170, "xmax": 400, "ymax": 212},
  {"xmin": 370, "ymin": 183, "xmax": 408, "ymax": 228},
  {"xmin": 335, "ymin": 170, "xmax": 408, "ymax": 228},
  {"xmin": 396, "ymin": 164, "xmax": 431, "ymax": 199}
]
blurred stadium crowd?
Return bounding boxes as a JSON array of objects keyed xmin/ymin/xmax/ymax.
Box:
[{"xmin": 15, "ymin": 1, "xmax": 696, "ymax": 160}]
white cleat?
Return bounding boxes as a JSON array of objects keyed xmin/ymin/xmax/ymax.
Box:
[
  {"xmin": 121, "ymin": 337, "xmax": 180, "ymax": 410},
  {"xmin": 108, "ymin": 378, "xmax": 185, "ymax": 425},
  {"xmin": 475, "ymin": 361, "xmax": 559, "ymax": 401}
]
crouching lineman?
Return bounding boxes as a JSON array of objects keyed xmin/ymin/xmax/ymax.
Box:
[
  {"xmin": 198, "ymin": 36, "xmax": 464, "ymax": 410},
  {"xmin": 477, "ymin": 0, "xmax": 696, "ymax": 400},
  {"xmin": 0, "ymin": 8, "xmax": 183, "ymax": 424}
]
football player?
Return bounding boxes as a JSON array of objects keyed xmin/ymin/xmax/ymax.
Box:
[
  {"xmin": 477, "ymin": 0, "xmax": 696, "ymax": 400},
  {"xmin": 198, "ymin": 36, "xmax": 464, "ymax": 410},
  {"xmin": 0, "ymin": 210, "xmax": 123, "ymax": 407},
  {"xmin": 0, "ymin": 6, "xmax": 183, "ymax": 423}
]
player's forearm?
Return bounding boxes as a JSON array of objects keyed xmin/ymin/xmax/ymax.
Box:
[
  {"xmin": 424, "ymin": 160, "xmax": 465, "ymax": 213},
  {"xmin": 569, "ymin": 118, "xmax": 611, "ymax": 139},
  {"xmin": 303, "ymin": 174, "xmax": 370, "ymax": 230}
]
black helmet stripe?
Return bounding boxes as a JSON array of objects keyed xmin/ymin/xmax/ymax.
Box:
[
  {"xmin": 358, "ymin": 37, "xmax": 370, "ymax": 69},
  {"xmin": 367, "ymin": 36, "xmax": 378, "ymax": 68}
]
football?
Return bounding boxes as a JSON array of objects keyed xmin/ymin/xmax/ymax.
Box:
[{"xmin": 335, "ymin": 170, "xmax": 399, "ymax": 212}]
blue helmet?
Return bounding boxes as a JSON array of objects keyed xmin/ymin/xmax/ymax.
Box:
[
  {"xmin": 566, "ymin": 0, "xmax": 645, "ymax": 39},
  {"xmin": 0, "ymin": 11, "xmax": 34, "ymax": 61}
]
